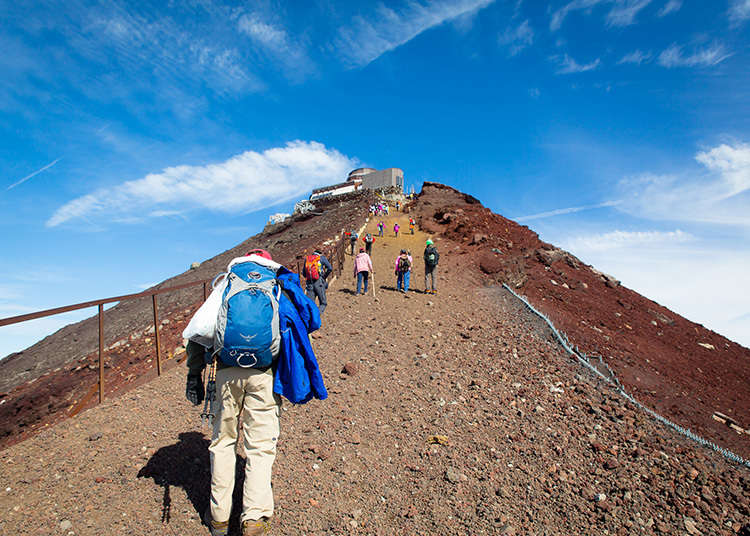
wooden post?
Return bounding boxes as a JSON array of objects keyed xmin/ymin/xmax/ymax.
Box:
[
  {"xmin": 152, "ymin": 294, "xmax": 162, "ymax": 376},
  {"xmin": 98, "ymin": 304, "xmax": 104, "ymax": 404},
  {"xmin": 203, "ymin": 281, "xmax": 208, "ymax": 302}
]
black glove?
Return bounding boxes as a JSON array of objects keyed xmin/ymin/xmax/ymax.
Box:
[{"xmin": 185, "ymin": 374, "xmax": 204, "ymax": 406}]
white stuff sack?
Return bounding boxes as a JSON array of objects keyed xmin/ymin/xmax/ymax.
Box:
[{"xmin": 182, "ymin": 275, "xmax": 227, "ymax": 348}]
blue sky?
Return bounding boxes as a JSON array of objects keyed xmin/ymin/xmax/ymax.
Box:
[{"xmin": 1, "ymin": 0, "xmax": 749, "ymax": 355}]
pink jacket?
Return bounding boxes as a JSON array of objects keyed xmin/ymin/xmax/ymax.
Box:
[
  {"xmin": 354, "ymin": 252, "xmax": 373, "ymax": 275},
  {"xmin": 394, "ymin": 254, "xmax": 413, "ymax": 273}
]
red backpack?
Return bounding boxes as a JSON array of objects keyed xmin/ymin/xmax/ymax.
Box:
[{"xmin": 304, "ymin": 254, "xmax": 321, "ymax": 281}]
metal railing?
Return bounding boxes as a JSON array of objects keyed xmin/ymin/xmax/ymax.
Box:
[
  {"xmin": 0, "ymin": 279, "xmax": 211, "ymax": 406},
  {"xmin": 1, "ymin": 233, "xmax": 352, "ymax": 418}
]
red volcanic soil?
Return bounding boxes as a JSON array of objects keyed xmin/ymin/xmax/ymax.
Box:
[{"xmin": 408, "ymin": 182, "xmax": 750, "ymax": 459}]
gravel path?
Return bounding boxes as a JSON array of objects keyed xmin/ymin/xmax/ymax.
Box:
[{"xmin": 1, "ymin": 217, "xmax": 748, "ymax": 535}]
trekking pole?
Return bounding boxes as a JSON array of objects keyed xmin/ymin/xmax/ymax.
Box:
[
  {"xmin": 201, "ymin": 359, "xmax": 217, "ymax": 427},
  {"xmin": 371, "ymin": 271, "xmax": 376, "ymax": 297}
]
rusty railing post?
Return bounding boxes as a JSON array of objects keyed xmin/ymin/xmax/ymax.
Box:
[
  {"xmin": 152, "ymin": 294, "xmax": 162, "ymax": 376},
  {"xmin": 203, "ymin": 281, "xmax": 208, "ymax": 301},
  {"xmin": 98, "ymin": 304, "xmax": 104, "ymax": 404}
]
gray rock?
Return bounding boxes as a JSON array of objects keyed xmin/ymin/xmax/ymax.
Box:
[
  {"xmin": 60, "ymin": 520, "xmax": 72, "ymax": 531},
  {"xmin": 445, "ymin": 467, "xmax": 466, "ymax": 484}
]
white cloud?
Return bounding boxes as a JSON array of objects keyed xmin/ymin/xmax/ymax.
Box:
[
  {"xmin": 515, "ymin": 200, "xmax": 620, "ymax": 222},
  {"xmin": 606, "ymin": 0, "xmax": 653, "ymax": 26},
  {"xmin": 658, "ymin": 0, "xmax": 682, "ymax": 16},
  {"xmin": 554, "ymin": 53, "xmax": 601, "ymax": 74},
  {"xmin": 729, "ymin": 0, "xmax": 750, "ymax": 25},
  {"xmin": 618, "ymin": 49, "xmax": 652, "ymax": 65},
  {"xmin": 559, "ymin": 231, "xmax": 750, "ymax": 348},
  {"xmin": 47, "ymin": 141, "xmax": 357, "ymax": 227},
  {"xmin": 499, "ymin": 19, "xmax": 534, "ymax": 56},
  {"xmin": 616, "ymin": 142, "xmax": 750, "ymax": 226},
  {"xmin": 657, "ymin": 43, "xmax": 732, "ymax": 68},
  {"xmin": 334, "ymin": 0, "xmax": 495, "ymax": 68},
  {"xmin": 529, "ymin": 87, "xmax": 541, "ymax": 98}
]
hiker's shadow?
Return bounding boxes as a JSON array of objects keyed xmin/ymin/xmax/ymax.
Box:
[
  {"xmin": 380, "ymin": 285, "xmax": 398, "ymax": 292},
  {"xmin": 338, "ymin": 288, "xmax": 356, "ymax": 295},
  {"xmin": 138, "ymin": 431, "xmax": 247, "ymax": 533}
]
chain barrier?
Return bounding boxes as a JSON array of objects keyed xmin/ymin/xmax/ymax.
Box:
[{"xmin": 501, "ymin": 283, "xmax": 750, "ymax": 469}]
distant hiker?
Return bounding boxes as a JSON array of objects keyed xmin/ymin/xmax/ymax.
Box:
[
  {"xmin": 353, "ymin": 247, "xmax": 374, "ymax": 295},
  {"xmin": 348, "ymin": 230, "xmax": 359, "ymax": 255},
  {"xmin": 377, "ymin": 220, "xmax": 385, "ymax": 237},
  {"xmin": 394, "ymin": 249, "xmax": 412, "ymax": 293},
  {"xmin": 182, "ymin": 249, "xmax": 326, "ymax": 536},
  {"xmin": 362, "ymin": 232, "xmax": 375, "ymax": 255},
  {"xmin": 384, "ymin": 205, "xmax": 390, "ymax": 215},
  {"xmin": 409, "ymin": 218, "xmax": 415, "ymax": 235},
  {"xmin": 395, "ymin": 201, "xmax": 400, "ymax": 211},
  {"xmin": 303, "ymin": 249, "xmax": 333, "ymax": 314},
  {"xmin": 393, "ymin": 223, "xmax": 400, "ymax": 237},
  {"xmin": 424, "ymin": 239, "xmax": 440, "ymax": 294}
]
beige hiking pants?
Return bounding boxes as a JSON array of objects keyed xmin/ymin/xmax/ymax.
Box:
[{"xmin": 209, "ymin": 366, "xmax": 281, "ymax": 523}]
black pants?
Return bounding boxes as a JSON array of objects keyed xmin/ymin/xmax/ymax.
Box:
[{"xmin": 306, "ymin": 279, "xmax": 328, "ymax": 314}]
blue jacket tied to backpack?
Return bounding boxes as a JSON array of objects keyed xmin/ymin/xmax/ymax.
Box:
[{"xmin": 275, "ymin": 267, "xmax": 328, "ymax": 404}]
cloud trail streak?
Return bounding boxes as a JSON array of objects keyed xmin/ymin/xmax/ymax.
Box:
[
  {"xmin": 515, "ymin": 200, "xmax": 620, "ymax": 222},
  {"xmin": 7, "ymin": 158, "xmax": 60, "ymax": 190}
]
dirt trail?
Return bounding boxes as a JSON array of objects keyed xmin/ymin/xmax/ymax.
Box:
[{"xmin": 0, "ymin": 209, "xmax": 748, "ymax": 535}]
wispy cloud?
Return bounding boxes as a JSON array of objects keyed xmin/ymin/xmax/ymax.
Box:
[
  {"xmin": 606, "ymin": 0, "xmax": 653, "ymax": 26},
  {"xmin": 515, "ymin": 200, "xmax": 620, "ymax": 222},
  {"xmin": 657, "ymin": 43, "xmax": 732, "ymax": 68},
  {"xmin": 561, "ymin": 229, "xmax": 693, "ymax": 251},
  {"xmin": 237, "ymin": 12, "xmax": 313, "ymax": 80},
  {"xmin": 551, "ymin": 0, "xmax": 653, "ymax": 30},
  {"xmin": 657, "ymin": 0, "xmax": 682, "ymax": 17},
  {"xmin": 334, "ymin": 0, "xmax": 495, "ymax": 68},
  {"xmin": 618, "ymin": 49, "xmax": 652, "ymax": 65},
  {"xmin": 616, "ymin": 142, "xmax": 750, "ymax": 226},
  {"xmin": 550, "ymin": 0, "xmax": 605, "ymax": 31},
  {"xmin": 553, "ymin": 53, "xmax": 601, "ymax": 74},
  {"xmin": 499, "ymin": 19, "xmax": 534, "ymax": 57},
  {"xmin": 729, "ymin": 0, "xmax": 750, "ymax": 25},
  {"xmin": 47, "ymin": 141, "xmax": 357, "ymax": 227},
  {"xmin": 7, "ymin": 158, "xmax": 60, "ymax": 190}
]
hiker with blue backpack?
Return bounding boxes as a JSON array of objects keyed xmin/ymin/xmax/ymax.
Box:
[
  {"xmin": 183, "ymin": 249, "xmax": 326, "ymax": 536},
  {"xmin": 303, "ymin": 249, "xmax": 332, "ymax": 314}
]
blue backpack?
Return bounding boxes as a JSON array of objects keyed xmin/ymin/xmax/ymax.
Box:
[{"xmin": 214, "ymin": 261, "xmax": 281, "ymax": 369}]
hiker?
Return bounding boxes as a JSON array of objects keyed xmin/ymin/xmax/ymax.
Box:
[
  {"xmin": 353, "ymin": 247, "xmax": 374, "ymax": 295},
  {"xmin": 395, "ymin": 201, "xmax": 400, "ymax": 211},
  {"xmin": 394, "ymin": 249, "xmax": 412, "ymax": 293},
  {"xmin": 409, "ymin": 218, "xmax": 415, "ymax": 235},
  {"xmin": 424, "ymin": 239, "xmax": 439, "ymax": 294},
  {"xmin": 377, "ymin": 220, "xmax": 384, "ymax": 237},
  {"xmin": 362, "ymin": 232, "xmax": 375, "ymax": 255},
  {"xmin": 183, "ymin": 249, "xmax": 326, "ymax": 536},
  {"xmin": 393, "ymin": 223, "xmax": 400, "ymax": 237},
  {"xmin": 303, "ymin": 249, "xmax": 333, "ymax": 314},
  {"xmin": 348, "ymin": 230, "xmax": 359, "ymax": 255}
]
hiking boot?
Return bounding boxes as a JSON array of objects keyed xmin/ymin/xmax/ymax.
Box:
[
  {"xmin": 204, "ymin": 507, "xmax": 229, "ymax": 536},
  {"xmin": 242, "ymin": 517, "xmax": 272, "ymax": 535}
]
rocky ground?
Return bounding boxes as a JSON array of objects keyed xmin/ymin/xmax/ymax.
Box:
[{"xmin": 1, "ymin": 214, "xmax": 748, "ymax": 535}]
